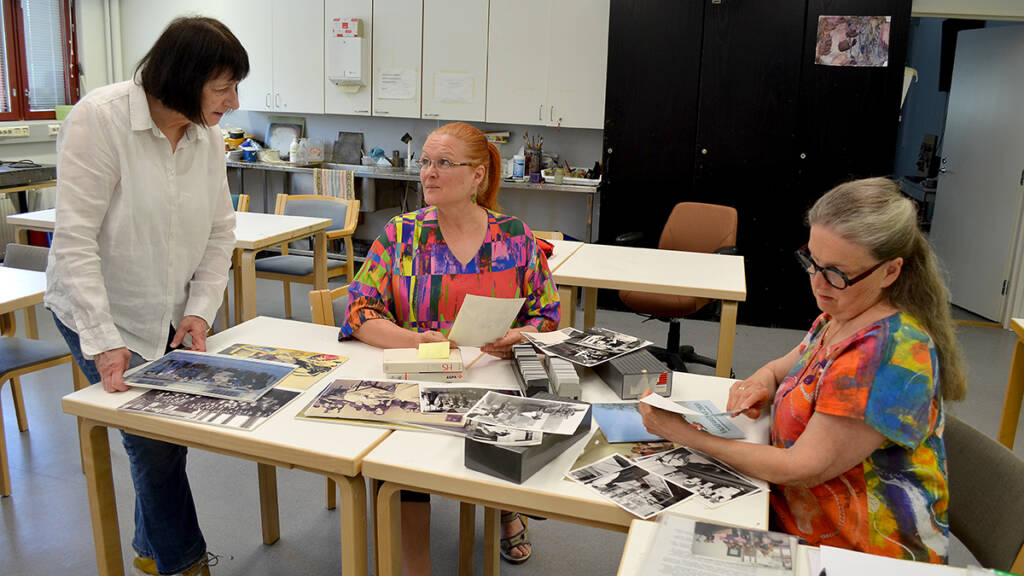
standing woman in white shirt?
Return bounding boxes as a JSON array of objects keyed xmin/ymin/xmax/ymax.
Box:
[{"xmin": 45, "ymin": 17, "xmax": 247, "ymax": 576}]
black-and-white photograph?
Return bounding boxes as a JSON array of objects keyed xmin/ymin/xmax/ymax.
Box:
[
  {"xmin": 636, "ymin": 446, "xmax": 762, "ymax": 508},
  {"xmin": 118, "ymin": 388, "xmax": 300, "ymax": 431},
  {"xmin": 123, "ymin": 350, "xmax": 296, "ymax": 402},
  {"xmin": 465, "ymin": 391, "xmax": 589, "ymax": 435},
  {"xmin": 465, "ymin": 420, "xmax": 543, "ymax": 446},
  {"xmin": 567, "ymin": 453, "xmax": 632, "ymax": 483},
  {"xmin": 303, "ymin": 378, "xmax": 464, "ymax": 426},
  {"xmin": 419, "ymin": 385, "xmax": 521, "ymax": 414},
  {"xmin": 575, "ymin": 461, "xmax": 694, "ymax": 519},
  {"xmin": 526, "ymin": 327, "xmax": 650, "ymax": 367}
]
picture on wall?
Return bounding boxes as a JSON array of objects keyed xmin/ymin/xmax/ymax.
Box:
[{"xmin": 815, "ymin": 15, "xmax": 891, "ymax": 67}]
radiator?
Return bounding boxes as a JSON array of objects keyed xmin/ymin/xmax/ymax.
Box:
[{"xmin": 0, "ymin": 196, "xmax": 19, "ymax": 259}]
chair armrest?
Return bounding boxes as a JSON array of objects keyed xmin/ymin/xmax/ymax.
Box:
[{"xmin": 615, "ymin": 231, "xmax": 644, "ymax": 246}]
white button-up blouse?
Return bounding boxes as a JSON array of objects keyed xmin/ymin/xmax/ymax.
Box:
[{"xmin": 46, "ymin": 80, "xmax": 236, "ymax": 360}]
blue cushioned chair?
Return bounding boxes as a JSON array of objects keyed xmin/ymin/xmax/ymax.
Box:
[{"xmin": 255, "ymin": 194, "xmax": 359, "ymax": 318}]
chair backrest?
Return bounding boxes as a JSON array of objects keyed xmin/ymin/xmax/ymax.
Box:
[
  {"xmin": 534, "ymin": 230, "xmax": 564, "ymax": 241},
  {"xmin": 276, "ymin": 194, "xmax": 358, "ymax": 234},
  {"xmin": 3, "ymin": 243, "xmax": 49, "ymax": 272},
  {"xmin": 945, "ymin": 414, "xmax": 1024, "ymax": 572},
  {"xmin": 231, "ymin": 193, "xmax": 250, "ymax": 212},
  {"xmin": 659, "ymin": 202, "xmax": 737, "ymax": 254},
  {"xmin": 309, "ymin": 285, "xmax": 350, "ymax": 328}
]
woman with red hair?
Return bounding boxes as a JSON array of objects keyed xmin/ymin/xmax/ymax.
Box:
[{"xmin": 340, "ymin": 122, "xmax": 560, "ymax": 571}]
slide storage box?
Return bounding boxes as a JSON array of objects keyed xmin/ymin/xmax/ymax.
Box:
[{"xmin": 464, "ymin": 397, "xmax": 592, "ymax": 484}]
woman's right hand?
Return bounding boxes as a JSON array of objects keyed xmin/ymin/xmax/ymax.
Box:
[
  {"xmin": 95, "ymin": 347, "xmax": 132, "ymax": 393},
  {"xmin": 726, "ymin": 378, "xmax": 773, "ymax": 420}
]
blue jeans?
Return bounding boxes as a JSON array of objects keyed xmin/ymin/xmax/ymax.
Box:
[{"xmin": 54, "ymin": 314, "xmax": 207, "ymax": 575}]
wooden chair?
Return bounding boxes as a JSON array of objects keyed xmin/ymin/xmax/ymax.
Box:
[
  {"xmin": 945, "ymin": 414, "xmax": 1024, "ymax": 573},
  {"xmin": 0, "ymin": 244, "xmax": 86, "ymax": 495},
  {"xmin": 256, "ymin": 194, "xmax": 359, "ymax": 318},
  {"xmin": 217, "ymin": 193, "xmax": 250, "ymax": 332}
]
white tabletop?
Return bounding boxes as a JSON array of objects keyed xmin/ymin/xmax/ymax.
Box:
[
  {"xmin": 546, "ymin": 239, "xmax": 584, "ymax": 273},
  {"xmin": 5, "ymin": 208, "xmax": 54, "ymax": 230},
  {"xmin": 0, "ymin": 266, "xmax": 46, "ymax": 315},
  {"xmin": 61, "ymin": 316, "xmax": 391, "ymax": 477},
  {"xmin": 5, "ymin": 209, "xmax": 331, "ymax": 252},
  {"xmin": 552, "ymin": 243, "xmax": 747, "ymax": 301},
  {"xmin": 362, "ymin": 366, "xmax": 771, "ymax": 530}
]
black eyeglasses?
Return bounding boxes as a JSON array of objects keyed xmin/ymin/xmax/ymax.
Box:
[
  {"xmin": 419, "ymin": 157, "xmax": 473, "ymax": 170},
  {"xmin": 795, "ymin": 245, "xmax": 886, "ymax": 290}
]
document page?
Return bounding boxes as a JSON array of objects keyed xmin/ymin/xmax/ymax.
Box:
[{"xmin": 447, "ymin": 294, "xmax": 525, "ymax": 346}]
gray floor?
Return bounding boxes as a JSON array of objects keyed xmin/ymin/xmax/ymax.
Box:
[{"xmin": 2, "ymin": 278, "xmax": 1022, "ymax": 575}]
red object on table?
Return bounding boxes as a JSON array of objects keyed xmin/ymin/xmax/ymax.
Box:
[{"xmin": 537, "ymin": 238, "xmax": 554, "ymax": 258}]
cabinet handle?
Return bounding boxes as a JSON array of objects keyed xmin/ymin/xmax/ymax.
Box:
[
  {"xmin": 377, "ymin": 110, "xmax": 389, "ymax": 115},
  {"xmin": 354, "ymin": 109, "xmax": 369, "ymax": 114},
  {"xmin": 275, "ymin": 93, "xmax": 282, "ymax": 108},
  {"xmin": 550, "ymin": 106, "xmax": 554, "ymax": 122},
  {"xmin": 424, "ymin": 113, "xmax": 440, "ymax": 118},
  {"xmin": 538, "ymin": 105, "xmax": 543, "ymax": 121},
  {"xmin": 265, "ymin": 93, "xmax": 271, "ymax": 108}
]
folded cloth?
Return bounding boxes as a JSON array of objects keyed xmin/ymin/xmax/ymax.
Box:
[
  {"xmin": 313, "ymin": 168, "xmax": 355, "ymax": 200},
  {"xmin": 537, "ymin": 238, "xmax": 554, "ymax": 258}
]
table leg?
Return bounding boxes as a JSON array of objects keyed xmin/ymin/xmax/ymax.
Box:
[
  {"xmin": 239, "ymin": 250, "xmax": 258, "ymax": 321},
  {"xmin": 583, "ymin": 287, "xmax": 598, "ymax": 330},
  {"xmin": 998, "ymin": 337, "xmax": 1024, "ymax": 449},
  {"xmin": 232, "ymin": 250, "xmax": 244, "ymax": 326},
  {"xmin": 73, "ymin": 365, "xmax": 88, "ymax": 475},
  {"xmin": 557, "ymin": 286, "xmax": 576, "ymax": 330},
  {"xmin": 458, "ymin": 502, "xmax": 475, "ymax": 576},
  {"xmin": 325, "ymin": 477, "xmax": 337, "ymax": 510},
  {"xmin": 23, "ymin": 304, "xmax": 37, "ymax": 339},
  {"xmin": 332, "ymin": 474, "xmax": 368, "ymax": 576},
  {"xmin": 15, "ymin": 228, "xmax": 28, "ymax": 245},
  {"xmin": 375, "ymin": 482, "xmax": 404, "ymax": 576},
  {"xmin": 715, "ymin": 301, "xmax": 738, "ymax": 378},
  {"xmin": 313, "ymin": 230, "xmax": 328, "ymax": 290},
  {"xmin": 257, "ymin": 463, "xmax": 280, "ymax": 545},
  {"xmin": 0, "ymin": 388, "xmax": 9, "ymax": 495},
  {"xmin": 80, "ymin": 419, "xmax": 123, "ymax": 576},
  {"xmin": 483, "ymin": 507, "xmax": 500, "ymax": 576}
]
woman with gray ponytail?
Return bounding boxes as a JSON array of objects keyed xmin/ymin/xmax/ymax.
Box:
[{"xmin": 639, "ymin": 177, "xmax": 964, "ymax": 564}]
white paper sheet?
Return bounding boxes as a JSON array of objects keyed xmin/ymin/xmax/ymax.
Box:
[
  {"xmin": 820, "ymin": 545, "xmax": 963, "ymax": 576},
  {"xmin": 447, "ymin": 294, "xmax": 525, "ymax": 347},
  {"xmin": 434, "ymin": 72, "xmax": 474, "ymax": 103},
  {"xmin": 378, "ymin": 68, "xmax": 416, "ymax": 100}
]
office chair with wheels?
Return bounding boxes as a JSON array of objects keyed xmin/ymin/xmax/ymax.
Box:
[
  {"xmin": 945, "ymin": 414, "xmax": 1024, "ymax": 573},
  {"xmin": 617, "ymin": 202, "xmax": 737, "ymax": 373},
  {"xmin": 255, "ymin": 194, "xmax": 360, "ymax": 318}
]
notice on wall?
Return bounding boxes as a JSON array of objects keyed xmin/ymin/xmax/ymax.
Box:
[
  {"xmin": 434, "ymin": 72, "xmax": 474, "ymax": 104},
  {"xmin": 815, "ymin": 15, "xmax": 891, "ymax": 67},
  {"xmin": 378, "ymin": 68, "xmax": 417, "ymax": 100}
]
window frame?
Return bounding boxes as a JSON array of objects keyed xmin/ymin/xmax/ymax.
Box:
[{"xmin": 0, "ymin": 0, "xmax": 80, "ymax": 122}]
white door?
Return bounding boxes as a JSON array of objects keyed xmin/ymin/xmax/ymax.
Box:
[
  {"xmin": 546, "ymin": 0, "xmax": 609, "ymax": 129},
  {"xmin": 272, "ymin": 2, "xmax": 325, "ymax": 114},
  {"xmin": 325, "ymin": 0, "xmax": 373, "ymax": 116},
  {"xmin": 485, "ymin": 0, "xmax": 550, "ymax": 126},
  {"xmin": 372, "ymin": 0, "xmax": 423, "ymax": 118},
  {"xmin": 929, "ymin": 26, "xmax": 1024, "ymax": 321},
  {"xmin": 421, "ymin": 0, "xmax": 488, "ymax": 121}
]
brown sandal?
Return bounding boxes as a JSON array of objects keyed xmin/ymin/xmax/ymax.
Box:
[{"xmin": 499, "ymin": 511, "xmax": 532, "ymax": 564}]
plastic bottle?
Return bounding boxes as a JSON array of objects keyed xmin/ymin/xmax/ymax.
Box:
[
  {"xmin": 512, "ymin": 154, "xmax": 525, "ymax": 180},
  {"xmin": 289, "ymin": 137, "xmax": 299, "ymax": 163}
]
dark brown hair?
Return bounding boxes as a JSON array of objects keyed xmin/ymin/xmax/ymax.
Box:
[{"xmin": 136, "ymin": 17, "xmax": 249, "ymax": 125}]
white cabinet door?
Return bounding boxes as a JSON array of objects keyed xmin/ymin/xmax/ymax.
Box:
[
  {"xmin": 272, "ymin": 2, "xmax": 325, "ymax": 114},
  {"xmin": 372, "ymin": 0, "xmax": 422, "ymax": 118},
  {"xmin": 325, "ymin": 0, "xmax": 373, "ymax": 116},
  {"xmin": 421, "ymin": 0, "xmax": 488, "ymax": 121},
  {"xmin": 225, "ymin": 2, "xmax": 274, "ymax": 112},
  {"xmin": 486, "ymin": 0, "xmax": 550, "ymax": 125},
  {"xmin": 546, "ymin": 0, "xmax": 609, "ymax": 129},
  {"xmin": 119, "ymin": 0, "xmax": 212, "ymax": 81}
]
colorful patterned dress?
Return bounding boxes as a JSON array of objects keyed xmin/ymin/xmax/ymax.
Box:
[
  {"xmin": 339, "ymin": 206, "xmax": 560, "ymax": 339},
  {"xmin": 770, "ymin": 312, "xmax": 949, "ymax": 563}
]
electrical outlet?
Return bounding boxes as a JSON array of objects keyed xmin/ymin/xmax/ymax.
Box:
[
  {"xmin": 48, "ymin": 123, "xmax": 60, "ymax": 136},
  {"xmin": 0, "ymin": 125, "xmax": 30, "ymax": 138}
]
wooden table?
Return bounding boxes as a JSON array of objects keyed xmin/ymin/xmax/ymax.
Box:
[
  {"xmin": 999, "ymin": 318, "xmax": 1024, "ymax": 449},
  {"xmin": 5, "ymin": 209, "xmax": 332, "ymax": 324},
  {"xmin": 0, "ymin": 267, "xmax": 46, "ymax": 338},
  {"xmin": 550, "ymin": 243, "xmax": 747, "ymax": 378},
  {"xmin": 61, "ymin": 316, "xmax": 391, "ymax": 576},
  {"xmin": 363, "ymin": 368, "xmax": 770, "ymax": 576}
]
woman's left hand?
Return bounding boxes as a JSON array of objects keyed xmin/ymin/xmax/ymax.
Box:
[
  {"xmin": 170, "ymin": 315, "xmax": 210, "ymax": 351},
  {"xmin": 481, "ymin": 326, "xmax": 538, "ymax": 358},
  {"xmin": 638, "ymin": 391, "xmax": 701, "ymax": 445}
]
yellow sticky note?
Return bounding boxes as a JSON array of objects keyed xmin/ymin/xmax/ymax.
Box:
[{"xmin": 417, "ymin": 341, "xmax": 450, "ymax": 359}]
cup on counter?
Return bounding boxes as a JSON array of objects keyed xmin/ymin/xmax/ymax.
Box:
[{"xmin": 553, "ymin": 167, "xmax": 565, "ymax": 185}]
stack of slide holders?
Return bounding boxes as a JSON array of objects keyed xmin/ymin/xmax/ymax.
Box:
[{"xmin": 511, "ymin": 344, "xmax": 549, "ymax": 396}]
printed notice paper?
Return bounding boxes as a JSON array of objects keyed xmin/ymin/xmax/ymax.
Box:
[{"xmin": 447, "ymin": 294, "xmax": 525, "ymax": 347}]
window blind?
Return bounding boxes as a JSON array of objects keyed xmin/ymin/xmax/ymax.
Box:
[{"xmin": 23, "ymin": 0, "xmax": 66, "ymax": 110}]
